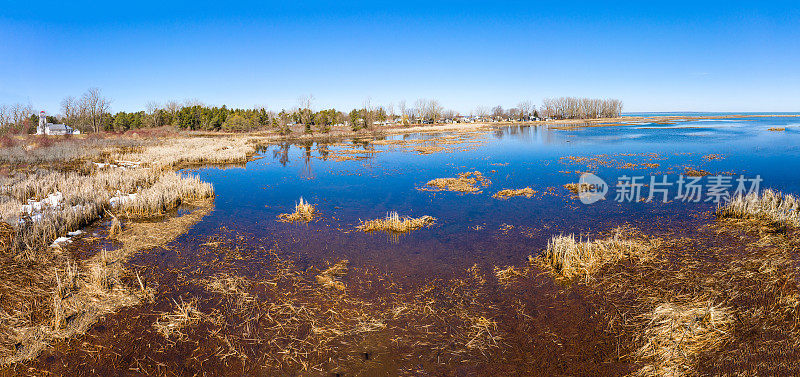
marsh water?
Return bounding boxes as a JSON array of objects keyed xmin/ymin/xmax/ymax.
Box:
[
  {"xmin": 20, "ymin": 114, "xmax": 800, "ymax": 375},
  {"xmin": 184, "ymin": 114, "xmax": 800, "ymax": 280}
]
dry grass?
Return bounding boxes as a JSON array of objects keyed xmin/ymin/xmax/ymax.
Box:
[
  {"xmin": 0, "ymin": 206, "xmax": 209, "ymax": 366},
  {"xmin": 493, "ymin": 187, "xmax": 536, "ymax": 199},
  {"xmin": 356, "ymin": 211, "xmax": 435, "ymax": 234},
  {"xmin": 277, "ymin": 197, "xmax": 317, "ymax": 223},
  {"xmin": 634, "ymin": 302, "xmax": 733, "ymax": 376},
  {"xmin": 114, "ymin": 137, "xmax": 257, "ymax": 168},
  {"xmin": 541, "ymin": 232, "xmax": 659, "ymax": 280},
  {"xmin": 154, "ymin": 298, "xmax": 203, "ymax": 340},
  {"xmin": 563, "ymin": 183, "xmax": 592, "ymax": 194},
  {"xmin": 108, "ymin": 213, "xmax": 121, "ymax": 237},
  {"xmin": 423, "ymin": 171, "xmax": 489, "ymax": 193},
  {"xmin": 716, "ymin": 189, "xmax": 799, "ymax": 228},
  {"xmin": 493, "ymin": 266, "xmax": 523, "ymax": 286},
  {"xmin": 0, "ymin": 168, "xmax": 213, "ymax": 258},
  {"xmin": 684, "ymin": 167, "xmax": 711, "ymax": 177},
  {"xmin": 315, "ymin": 260, "xmax": 349, "ymax": 291}
]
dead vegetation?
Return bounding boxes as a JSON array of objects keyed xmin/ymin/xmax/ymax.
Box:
[
  {"xmin": 154, "ymin": 298, "xmax": 204, "ymax": 341},
  {"xmin": 356, "ymin": 211, "xmax": 436, "ymax": 234},
  {"xmin": 492, "ymin": 187, "xmax": 536, "ymax": 199},
  {"xmin": 540, "ymin": 230, "xmax": 660, "ymax": 281},
  {"xmin": 315, "ymin": 260, "xmax": 349, "ymax": 290},
  {"xmin": 716, "ymin": 189, "xmax": 799, "ymax": 228},
  {"xmin": 422, "ymin": 171, "xmax": 489, "ymax": 193},
  {"xmin": 634, "ymin": 302, "xmax": 733, "ymax": 377},
  {"xmin": 1, "ymin": 167, "xmax": 214, "ymax": 258},
  {"xmin": 684, "ymin": 167, "xmax": 711, "ymax": 177},
  {"xmin": 277, "ymin": 197, "xmax": 317, "ymax": 223},
  {"xmin": 563, "ymin": 183, "xmax": 593, "ymax": 195},
  {"xmin": 0, "ymin": 206, "xmax": 210, "ymax": 366}
]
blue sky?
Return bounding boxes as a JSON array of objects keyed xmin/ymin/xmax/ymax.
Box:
[{"xmin": 1, "ymin": 1, "xmax": 798, "ymax": 114}]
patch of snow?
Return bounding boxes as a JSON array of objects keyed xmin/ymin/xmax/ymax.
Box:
[{"xmin": 110, "ymin": 191, "xmax": 138, "ymax": 207}]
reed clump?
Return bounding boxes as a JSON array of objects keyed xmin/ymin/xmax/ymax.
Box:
[
  {"xmin": 541, "ymin": 232, "xmax": 658, "ymax": 280},
  {"xmin": 424, "ymin": 171, "xmax": 489, "ymax": 193},
  {"xmin": 277, "ymin": 197, "xmax": 317, "ymax": 223},
  {"xmin": 716, "ymin": 189, "xmax": 800, "ymax": 228},
  {"xmin": 356, "ymin": 212, "xmax": 436, "ymax": 234},
  {"xmin": 635, "ymin": 302, "xmax": 733, "ymax": 377},
  {"xmin": 108, "ymin": 214, "xmax": 122, "ymax": 237},
  {"xmin": 493, "ymin": 187, "xmax": 536, "ymax": 199}
]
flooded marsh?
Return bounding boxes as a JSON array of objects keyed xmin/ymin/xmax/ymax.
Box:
[{"xmin": 2, "ymin": 114, "xmax": 800, "ymax": 375}]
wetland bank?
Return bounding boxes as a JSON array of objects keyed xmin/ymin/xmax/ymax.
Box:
[{"xmin": 1, "ymin": 114, "xmax": 800, "ymax": 375}]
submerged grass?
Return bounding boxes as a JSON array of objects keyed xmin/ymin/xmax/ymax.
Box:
[
  {"xmin": 356, "ymin": 211, "xmax": 435, "ymax": 234},
  {"xmin": 634, "ymin": 302, "xmax": 733, "ymax": 377},
  {"xmin": 154, "ymin": 298, "xmax": 204, "ymax": 341}
]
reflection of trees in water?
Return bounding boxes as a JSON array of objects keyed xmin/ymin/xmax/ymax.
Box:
[
  {"xmin": 494, "ymin": 125, "xmax": 562, "ymax": 144},
  {"xmin": 317, "ymin": 143, "xmax": 330, "ymax": 161},
  {"xmin": 300, "ymin": 142, "xmax": 314, "ymax": 178},
  {"xmin": 272, "ymin": 142, "xmax": 290, "ymax": 166}
]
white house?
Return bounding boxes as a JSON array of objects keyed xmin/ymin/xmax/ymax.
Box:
[{"xmin": 37, "ymin": 111, "xmax": 79, "ymax": 135}]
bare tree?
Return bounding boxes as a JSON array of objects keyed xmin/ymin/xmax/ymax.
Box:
[
  {"xmin": 474, "ymin": 106, "xmax": 488, "ymax": 119},
  {"xmin": 145, "ymin": 101, "xmax": 163, "ymax": 128},
  {"xmin": 60, "ymin": 96, "xmax": 79, "ymax": 128},
  {"xmin": 79, "ymin": 88, "xmax": 111, "ymax": 133},
  {"xmin": 0, "ymin": 104, "xmax": 9, "ymax": 128},
  {"xmin": 517, "ymin": 100, "xmax": 534, "ymax": 120},
  {"xmin": 398, "ymin": 100, "xmax": 408, "ymax": 124},
  {"xmin": 540, "ymin": 97, "xmax": 622, "ymax": 119},
  {"xmin": 363, "ymin": 98, "xmax": 375, "ymax": 129}
]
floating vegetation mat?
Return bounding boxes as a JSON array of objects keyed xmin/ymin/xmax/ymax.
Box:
[
  {"xmin": 422, "ymin": 171, "xmax": 490, "ymax": 193},
  {"xmin": 492, "ymin": 187, "xmax": 536, "ymax": 199},
  {"xmin": 559, "ymin": 153, "xmax": 662, "ymax": 170}
]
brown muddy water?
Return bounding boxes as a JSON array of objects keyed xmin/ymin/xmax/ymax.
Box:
[{"xmin": 5, "ymin": 116, "xmax": 800, "ymax": 376}]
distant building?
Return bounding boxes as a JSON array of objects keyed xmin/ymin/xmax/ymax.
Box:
[{"xmin": 37, "ymin": 111, "xmax": 79, "ymax": 135}]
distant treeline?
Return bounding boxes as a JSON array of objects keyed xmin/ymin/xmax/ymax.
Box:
[
  {"xmin": 539, "ymin": 97, "xmax": 623, "ymax": 119},
  {"xmin": 0, "ymin": 88, "xmax": 623, "ymax": 134}
]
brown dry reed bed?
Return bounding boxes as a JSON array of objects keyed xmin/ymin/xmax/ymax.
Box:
[
  {"xmin": 277, "ymin": 197, "xmax": 317, "ymax": 223},
  {"xmin": 1, "ymin": 167, "xmax": 213, "ymax": 258},
  {"xmin": 356, "ymin": 211, "xmax": 436, "ymax": 234},
  {"xmin": 0, "ymin": 191, "xmax": 212, "ymax": 366},
  {"xmin": 423, "ymin": 171, "xmax": 490, "ymax": 193},
  {"xmin": 716, "ymin": 189, "xmax": 799, "ymax": 228},
  {"xmin": 540, "ymin": 230, "xmax": 661, "ymax": 281}
]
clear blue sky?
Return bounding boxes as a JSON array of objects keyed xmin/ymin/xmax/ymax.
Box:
[{"xmin": 1, "ymin": 1, "xmax": 798, "ymax": 114}]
